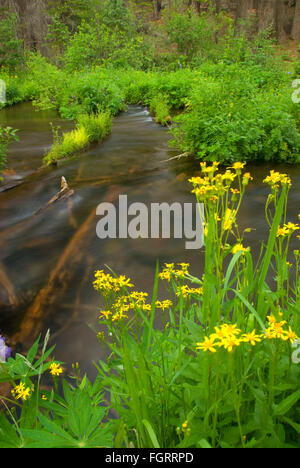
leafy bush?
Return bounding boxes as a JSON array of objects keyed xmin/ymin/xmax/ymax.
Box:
[
  {"xmin": 169, "ymin": 66, "xmax": 300, "ymax": 164},
  {"xmin": 58, "ymin": 73, "xmax": 126, "ymax": 119},
  {"xmin": 164, "ymin": 9, "xmax": 218, "ymax": 62},
  {"xmin": 149, "ymin": 93, "xmax": 171, "ymax": 126}
]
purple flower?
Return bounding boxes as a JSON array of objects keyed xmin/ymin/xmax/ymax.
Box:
[{"xmin": 0, "ymin": 335, "xmax": 12, "ymax": 362}]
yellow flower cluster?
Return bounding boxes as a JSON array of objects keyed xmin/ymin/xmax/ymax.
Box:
[
  {"xmin": 263, "ymin": 170, "xmax": 292, "ymax": 190},
  {"xmin": 196, "ymin": 318, "xmax": 299, "ymax": 354},
  {"xmin": 176, "ymin": 420, "xmax": 191, "ymax": 437},
  {"xmin": 11, "ymin": 382, "xmax": 32, "ymax": 401},
  {"xmin": 159, "ymin": 263, "xmax": 190, "ymax": 282},
  {"xmin": 93, "ymin": 270, "xmax": 134, "ymax": 295},
  {"xmin": 189, "ymin": 162, "xmax": 253, "ymax": 203},
  {"xmin": 232, "ymin": 243, "xmax": 251, "ymax": 255},
  {"xmin": 176, "ymin": 285, "xmax": 203, "ymax": 298},
  {"xmin": 277, "ymin": 222, "xmax": 300, "ymax": 238},
  {"xmin": 98, "ymin": 290, "xmax": 151, "ymax": 323},
  {"xmin": 265, "ymin": 316, "xmax": 298, "ymax": 342},
  {"xmin": 156, "ymin": 300, "xmax": 173, "ymax": 311}
]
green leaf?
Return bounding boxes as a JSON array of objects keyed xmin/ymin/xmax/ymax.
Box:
[
  {"xmin": 21, "ymin": 429, "xmax": 76, "ymax": 448},
  {"xmin": 232, "ymin": 289, "xmax": 266, "ymax": 332},
  {"xmin": 0, "ymin": 413, "xmax": 23, "ymax": 448},
  {"xmin": 26, "ymin": 336, "xmax": 41, "ymax": 364},
  {"xmin": 142, "ymin": 419, "xmax": 160, "ymax": 448},
  {"xmin": 273, "ymin": 389, "xmax": 300, "ymax": 417},
  {"xmin": 283, "ymin": 417, "xmax": 300, "ymax": 434},
  {"xmin": 198, "ymin": 439, "xmax": 212, "ymax": 448},
  {"xmin": 37, "ymin": 412, "xmax": 77, "ymax": 443}
]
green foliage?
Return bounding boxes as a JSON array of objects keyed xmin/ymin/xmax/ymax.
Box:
[
  {"xmin": 165, "ymin": 9, "xmax": 218, "ymax": 62},
  {"xmin": 63, "ymin": 19, "xmax": 151, "ymax": 72},
  {"xmin": 0, "ymin": 126, "xmax": 18, "ymax": 175},
  {"xmin": 99, "ymin": 0, "xmax": 134, "ymax": 32},
  {"xmin": 149, "ymin": 93, "xmax": 171, "ymax": 126},
  {"xmin": 3, "ymin": 55, "xmax": 299, "ymax": 165},
  {"xmin": 169, "ymin": 65, "xmax": 300, "ymax": 164},
  {"xmin": 0, "ymin": 9, "xmax": 24, "ymax": 72},
  {"xmin": 0, "ymin": 334, "xmax": 113, "ymax": 448},
  {"xmin": 43, "ymin": 112, "xmax": 112, "ymax": 165},
  {"xmin": 91, "ymin": 166, "xmax": 300, "ymax": 448},
  {"xmin": 25, "ymin": 53, "xmax": 66, "ymax": 110}
]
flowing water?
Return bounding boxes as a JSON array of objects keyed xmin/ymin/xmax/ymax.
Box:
[{"xmin": 0, "ymin": 102, "xmax": 300, "ymax": 378}]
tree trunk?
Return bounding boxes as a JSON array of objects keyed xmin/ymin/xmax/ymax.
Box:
[
  {"xmin": 210, "ymin": 0, "xmax": 299, "ymax": 43},
  {"xmin": 292, "ymin": 0, "xmax": 300, "ymax": 41},
  {"xmin": 0, "ymin": 0, "xmax": 49, "ymax": 53}
]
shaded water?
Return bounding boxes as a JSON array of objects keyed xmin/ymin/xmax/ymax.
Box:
[{"xmin": 0, "ymin": 102, "xmax": 300, "ymax": 378}]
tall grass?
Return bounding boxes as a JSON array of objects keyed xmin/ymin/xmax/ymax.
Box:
[{"xmin": 43, "ymin": 112, "xmax": 112, "ymax": 165}]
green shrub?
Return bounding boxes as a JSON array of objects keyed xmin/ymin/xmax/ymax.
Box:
[
  {"xmin": 169, "ymin": 66, "xmax": 300, "ymax": 164},
  {"xmin": 149, "ymin": 93, "xmax": 171, "ymax": 126}
]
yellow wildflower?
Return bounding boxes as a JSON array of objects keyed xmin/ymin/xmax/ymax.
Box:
[
  {"xmin": 223, "ymin": 208, "xmax": 235, "ymax": 231},
  {"xmin": 112, "ymin": 311, "xmax": 128, "ymax": 322},
  {"xmin": 99, "ymin": 310, "xmax": 112, "ymax": 320},
  {"xmin": 282, "ymin": 327, "xmax": 299, "ymax": 344},
  {"xmin": 242, "ymin": 330, "xmax": 262, "ymax": 346},
  {"xmin": 263, "ymin": 170, "xmax": 291, "ymax": 189},
  {"xmin": 269, "ymin": 320, "xmax": 287, "ymax": 339},
  {"xmin": 221, "ymin": 323, "xmax": 241, "ymax": 337},
  {"xmin": 231, "ymin": 162, "xmax": 245, "ymax": 172},
  {"xmin": 176, "ymin": 285, "xmax": 192, "ymax": 298},
  {"xmin": 232, "ymin": 243, "xmax": 250, "ymax": 255},
  {"xmin": 11, "ymin": 383, "xmax": 31, "ymax": 401},
  {"xmin": 156, "ymin": 300, "xmax": 173, "ymax": 311},
  {"xmin": 220, "ymin": 336, "xmax": 242, "ymax": 352},
  {"xmin": 49, "ymin": 363, "xmax": 63, "ymax": 377},
  {"xmin": 196, "ymin": 337, "xmax": 218, "ymax": 353}
]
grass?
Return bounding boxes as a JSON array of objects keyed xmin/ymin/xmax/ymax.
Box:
[{"xmin": 43, "ymin": 112, "xmax": 112, "ymax": 165}]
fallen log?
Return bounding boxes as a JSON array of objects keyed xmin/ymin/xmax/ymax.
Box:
[
  {"xmin": 0, "ymin": 180, "xmax": 23, "ymax": 193},
  {"xmin": 12, "ymin": 186, "xmax": 122, "ymax": 347},
  {"xmin": 33, "ymin": 177, "xmax": 74, "ymax": 216},
  {"xmin": 0, "ymin": 177, "xmax": 74, "ymax": 251},
  {"xmin": 161, "ymin": 152, "xmax": 190, "ymax": 163},
  {"xmin": 48, "ymin": 256, "xmax": 93, "ymax": 344},
  {"xmin": 12, "ymin": 208, "xmax": 96, "ymax": 347},
  {"xmin": 0, "ymin": 261, "xmax": 19, "ymax": 308}
]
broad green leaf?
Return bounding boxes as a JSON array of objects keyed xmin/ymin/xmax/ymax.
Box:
[
  {"xmin": 273, "ymin": 389, "xmax": 300, "ymax": 417},
  {"xmin": 142, "ymin": 419, "xmax": 160, "ymax": 448}
]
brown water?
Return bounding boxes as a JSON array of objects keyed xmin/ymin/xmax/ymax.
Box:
[{"xmin": 0, "ymin": 102, "xmax": 300, "ymax": 378}]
